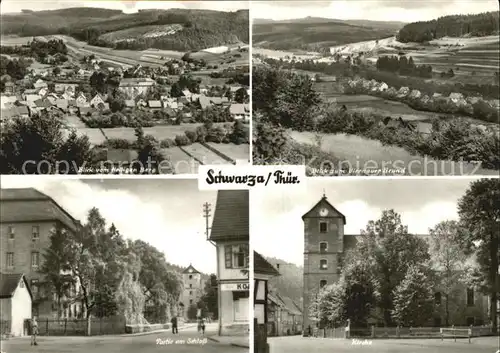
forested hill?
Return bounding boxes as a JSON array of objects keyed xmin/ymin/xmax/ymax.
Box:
[
  {"xmin": 265, "ymin": 256, "xmax": 303, "ymax": 306},
  {"xmin": 1, "ymin": 8, "xmax": 249, "ymax": 52},
  {"xmin": 397, "ymin": 11, "xmax": 499, "ymax": 42},
  {"xmin": 253, "ymin": 17, "xmax": 403, "ymax": 51}
]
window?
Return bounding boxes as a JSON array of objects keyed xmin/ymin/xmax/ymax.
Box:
[
  {"xmin": 225, "ymin": 244, "xmax": 249, "ymax": 269},
  {"xmin": 6, "ymin": 252, "xmax": 14, "ymax": 268},
  {"xmin": 319, "ymin": 242, "xmax": 328, "ymax": 253},
  {"xmin": 434, "ymin": 292, "xmax": 441, "ymax": 305},
  {"xmin": 8, "ymin": 226, "xmax": 15, "ymax": 239},
  {"xmin": 320, "ymin": 280, "xmax": 327, "ymax": 288},
  {"xmin": 319, "ymin": 222, "xmax": 328, "ymax": 233},
  {"xmin": 189, "ymin": 291, "xmax": 193, "ymax": 296},
  {"xmin": 319, "ymin": 259, "xmax": 328, "ymax": 270},
  {"xmin": 466, "ymin": 288, "xmax": 474, "ymax": 306},
  {"xmin": 32, "ymin": 226, "xmax": 39, "ymax": 240},
  {"xmin": 31, "ymin": 252, "xmax": 40, "ymax": 269},
  {"xmin": 189, "ymin": 275, "xmax": 192, "ymax": 280},
  {"xmin": 434, "ymin": 317, "xmax": 441, "ymax": 327},
  {"xmin": 31, "ymin": 279, "xmax": 39, "ymax": 295},
  {"xmin": 19, "ymin": 280, "xmax": 24, "ymax": 288},
  {"xmin": 189, "ymin": 284, "xmax": 192, "ymax": 289},
  {"xmin": 189, "ymin": 299, "xmax": 193, "ymax": 305},
  {"xmin": 466, "ymin": 317, "xmax": 474, "ymax": 326}
]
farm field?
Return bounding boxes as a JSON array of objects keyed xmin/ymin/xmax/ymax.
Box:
[
  {"xmin": 64, "ymin": 115, "xmax": 88, "ymax": 129},
  {"xmin": 72, "ymin": 128, "xmax": 108, "ymax": 146},
  {"xmin": 289, "ymin": 130, "xmax": 498, "ymax": 176},
  {"xmin": 0, "ymin": 35, "xmax": 47, "ymax": 45},
  {"xmin": 99, "ymin": 24, "xmax": 183, "ymax": 42},
  {"xmin": 253, "ymin": 47, "xmax": 321, "ymax": 60},
  {"xmin": 206, "ymin": 142, "xmax": 250, "ymax": 162},
  {"xmin": 161, "ymin": 146, "xmax": 199, "ymax": 174},
  {"xmin": 182, "ymin": 143, "xmax": 231, "ymax": 165},
  {"xmin": 100, "ymin": 124, "xmax": 205, "ymax": 142}
]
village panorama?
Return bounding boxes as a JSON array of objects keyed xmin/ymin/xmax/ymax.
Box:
[
  {"xmin": 252, "ymin": 2, "xmax": 500, "ymax": 176},
  {"xmin": 0, "ymin": 2, "xmax": 250, "ymax": 174}
]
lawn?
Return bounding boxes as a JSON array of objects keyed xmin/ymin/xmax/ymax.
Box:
[
  {"xmin": 182, "ymin": 143, "xmax": 231, "ymax": 165},
  {"xmin": 289, "ymin": 130, "xmax": 498, "ymax": 176},
  {"xmin": 206, "ymin": 142, "xmax": 250, "ymax": 162},
  {"xmin": 1, "ymin": 35, "xmax": 46, "ymax": 46}
]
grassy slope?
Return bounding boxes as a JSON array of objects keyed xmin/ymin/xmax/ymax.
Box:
[{"xmin": 253, "ymin": 17, "xmax": 404, "ymax": 51}]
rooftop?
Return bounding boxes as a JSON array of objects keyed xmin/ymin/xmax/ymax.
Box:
[{"xmin": 209, "ymin": 190, "xmax": 249, "ymax": 242}]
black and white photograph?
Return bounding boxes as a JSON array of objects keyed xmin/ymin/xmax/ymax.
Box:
[
  {"xmin": 252, "ymin": 177, "xmax": 500, "ymax": 352},
  {"xmin": 252, "ymin": 0, "xmax": 499, "ymax": 176},
  {"xmin": 0, "ymin": 177, "xmax": 249, "ymax": 352},
  {"xmin": 0, "ymin": 1, "xmax": 250, "ymax": 175}
]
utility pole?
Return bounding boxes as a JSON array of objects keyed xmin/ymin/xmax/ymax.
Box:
[{"xmin": 203, "ymin": 202, "xmax": 213, "ymax": 245}]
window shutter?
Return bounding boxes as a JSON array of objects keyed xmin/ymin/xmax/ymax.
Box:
[{"xmin": 225, "ymin": 245, "xmax": 232, "ymax": 268}]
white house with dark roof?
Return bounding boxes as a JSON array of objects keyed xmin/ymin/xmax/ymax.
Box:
[
  {"xmin": 209, "ymin": 190, "xmax": 249, "ymax": 336},
  {"xmin": 0, "ymin": 273, "xmax": 32, "ymax": 336}
]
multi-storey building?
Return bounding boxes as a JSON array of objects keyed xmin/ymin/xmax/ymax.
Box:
[
  {"xmin": 0, "ymin": 188, "xmax": 81, "ymax": 319},
  {"xmin": 179, "ymin": 264, "xmax": 204, "ymax": 318},
  {"xmin": 209, "ymin": 190, "xmax": 249, "ymax": 336},
  {"xmin": 302, "ymin": 194, "xmax": 490, "ymax": 332},
  {"xmin": 118, "ymin": 78, "xmax": 156, "ymax": 99}
]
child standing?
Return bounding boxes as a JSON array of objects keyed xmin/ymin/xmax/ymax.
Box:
[{"xmin": 31, "ymin": 316, "xmax": 38, "ymax": 346}]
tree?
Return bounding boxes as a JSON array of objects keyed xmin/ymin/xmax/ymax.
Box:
[
  {"xmin": 234, "ymin": 87, "xmax": 249, "ymax": 103},
  {"xmin": 131, "ymin": 240, "xmax": 182, "ymax": 323},
  {"xmin": 199, "ymin": 274, "xmax": 218, "ymax": 320},
  {"xmin": 89, "ymin": 71, "xmax": 107, "ymax": 94},
  {"xmin": 457, "ymin": 178, "xmax": 500, "ymax": 333},
  {"xmin": 40, "ymin": 224, "xmax": 75, "ymax": 319},
  {"xmin": 108, "ymin": 89, "xmax": 126, "ymax": 112},
  {"xmin": 392, "ymin": 265, "xmax": 434, "ymax": 327},
  {"xmin": 52, "ymin": 66, "xmax": 61, "ymax": 76},
  {"xmin": 0, "ymin": 111, "xmax": 92, "ymax": 174},
  {"xmin": 360, "ymin": 210, "xmax": 431, "ymax": 326},
  {"xmin": 187, "ymin": 304, "xmax": 198, "ymax": 320},
  {"xmin": 429, "ymin": 220, "xmax": 470, "ymax": 326}
]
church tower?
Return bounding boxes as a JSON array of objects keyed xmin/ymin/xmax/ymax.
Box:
[{"xmin": 302, "ymin": 193, "xmax": 346, "ymax": 334}]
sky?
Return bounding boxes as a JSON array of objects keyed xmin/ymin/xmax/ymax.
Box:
[
  {"xmin": 251, "ymin": 177, "xmax": 487, "ymax": 267},
  {"xmin": 1, "ymin": 176, "xmax": 218, "ymax": 274},
  {"xmin": 252, "ymin": 0, "xmax": 499, "ymax": 22},
  {"xmin": 0, "ymin": 0, "xmax": 248, "ymax": 14}
]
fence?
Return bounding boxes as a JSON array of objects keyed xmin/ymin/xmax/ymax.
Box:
[
  {"xmin": 310, "ymin": 324, "xmax": 494, "ymax": 341},
  {"xmin": 27, "ymin": 317, "xmax": 127, "ymax": 336}
]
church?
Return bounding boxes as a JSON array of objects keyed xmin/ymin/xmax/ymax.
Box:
[{"xmin": 302, "ymin": 194, "xmax": 490, "ymax": 333}]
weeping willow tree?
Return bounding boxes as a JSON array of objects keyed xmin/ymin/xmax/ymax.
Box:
[{"xmin": 115, "ymin": 252, "xmax": 147, "ymax": 325}]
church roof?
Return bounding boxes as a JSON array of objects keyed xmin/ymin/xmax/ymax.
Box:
[
  {"xmin": 182, "ymin": 264, "xmax": 200, "ymax": 274},
  {"xmin": 302, "ymin": 195, "xmax": 346, "ymax": 224}
]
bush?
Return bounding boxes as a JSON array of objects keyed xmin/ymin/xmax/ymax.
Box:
[
  {"xmin": 175, "ymin": 134, "xmax": 190, "ymax": 146},
  {"xmin": 105, "ymin": 138, "xmax": 133, "ymax": 149},
  {"xmin": 184, "ymin": 130, "xmax": 198, "ymax": 143},
  {"xmin": 160, "ymin": 138, "xmax": 176, "ymax": 148},
  {"xmin": 229, "ymin": 120, "xmax": 249, "ymax": 145},
  {"xmin": 253, "ymin": 121, "xmax": 288, "ymax": 161},
  {"xmin": 207, "ymin": 126, "xmax": 227, "ymax": 143},
  {"xmin": 195, "ymin": 126, "xmax": 208, "ymax": 142}
]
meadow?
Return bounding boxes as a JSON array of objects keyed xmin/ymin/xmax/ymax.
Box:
[{"xmin": 289, "ymin": 130, "xmax": 498, "ymax": 176}]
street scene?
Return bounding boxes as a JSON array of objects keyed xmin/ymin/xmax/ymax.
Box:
[
  {"xmin": 0, "ymin": 177, "xmax": 249, "ymax": 352},
  {"xmin": 252, "ymin": 0, "xmax": 499, "ymax": 176},
  {"xmin": 0, "ymin": 1, "xmax": 250, "ymax": 174},
  {"xmin": 2, "ymin": 323, "xmax": 246, "ymax": 353},
  {"xmin": 252, "ymin": 177, "xmax": 500, "ymax": 352}
]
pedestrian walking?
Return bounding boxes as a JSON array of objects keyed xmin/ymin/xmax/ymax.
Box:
[
  {"xmin": 197, "ymin": 316, "xmax": 202, "ymax": 333},
  {"xmin": 31, "ymin": 316, "xmax": 38, "ymax": 346},
  {"xmin": 200, "ymin": 317, "xmax": 206, "ymax": 335},
  {"xmin": 170, "ymin": 316, "xmax": 178, "ymax": 334}
]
